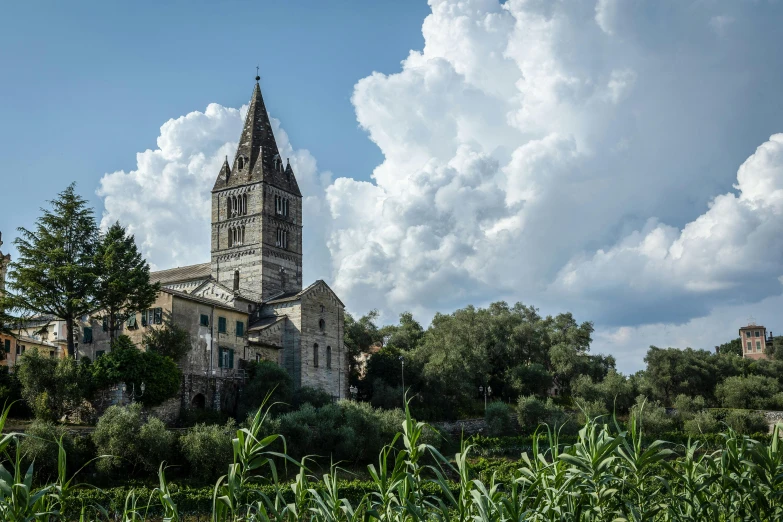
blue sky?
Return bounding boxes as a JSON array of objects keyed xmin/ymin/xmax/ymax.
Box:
[
  {"xmin": 4, "ymin": 0, "xmax": 783, "ymax": 372},
  {"xmin": 0, "ymin": 0, "xmax": 427, "ymax": 238}
]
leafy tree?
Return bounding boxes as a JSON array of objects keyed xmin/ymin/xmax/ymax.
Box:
[
  {"xmin": 92, "ymin": 403, "xmax": 174, "ymax": 474},
  {"xmin": 717, "ymin": 338, "xmax": 742, "ymax": 357},
  {"xmin": 380, "ymin": 312, "xmax": 424, "ymax": 352},
  {"xmin": 345, "ymin": 310, "xmax": 383, "ymax": 383},
  {"xmin": 715, "ymin": 375, "xmax": 781, "ymax": 410},
  {"xmin": 485, "ymin": 401, "xmax": 514, "ymax": 436},
  {"xmin": 0, "ymin": 366, "xmax": 29, "ymax": 418},
  {"xmin": 91, "ymin": 335, "xmax": 181, "ymax": 406},
  {"xmin": 5, "ymin": 184, "xmax": 98, "ymax": 357},
  {"xmin": 507, "ymin": 363, "xmax": 553, "ymax": 398},
  {"xmin": 142, "ymin": 316, "xmax": 191, "ymax": 361},
  {"xmin": 180, "ymin": 420, "xmax": 236, "ymax": 479},
  {"xmin": 643, "ymin": 346, "xmax": 717, "ymax": 404},
  {"xmin": 237, "ymin": 360, "xmax": 292, "ymax": 417},
  {"xmin": 16, "ymin": 348, "xmax": 94, "ymax": 420},
  {"xmin": 292, "ymin": 386, "xmax": 333, "ymax": 409},
  {"xmin": 93, "ymin": 221, "xmax": 159, "ymax": 340}
]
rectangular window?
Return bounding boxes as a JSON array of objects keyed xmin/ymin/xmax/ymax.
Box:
[
  {"xmin": 313, "ymin": 344, "xmax": 319, "ymax": 368},
  {"xmin": 4, "ymin": 340, "xmax": 10, "ymax": 353},
  {"xmin": 756, "ymin": 341, "xmax": 762, "ymax": 352},
  {"xmin": 326, "ymin": 346, "xmax": 332, "ymax": 369},
  {"xmin": 96, "ymin": 350, "xmax": 105, "ymax": 358},
  {"xmin": 49, "ymin": 350, "xmax": 55, "ymax": 358},
  {"xmin": 218, "ymin": 347, "xmax": 232, "ymax": 368},
  {"xmin": 755, "ymin": 330, "xmax": 760, "ymax": 337},
  {"xmin": 276, "ymin": 228, "xmax": 288, "ymax": 249},
  {"xmin": 746, "ymin": 331, "xmax": 751, "ymax": 338},
  {"xmin": 128, "ymin": 314, "xmax": 138, "ymax": 328},
  {"xmin": 83, "ymin": 327, "xmax": 93, "ymax": 343},
  {"xmin": 236, "ymin": 321, "xmax": 245, "ymax": 337},
  {"xmin": 154, "ymin": 307, "xmax": 163, "ymax": 324},
  {"xmin": 218, "ymin": 316, "xmax": 227, "ymax": 333},
  {"xmin": 102, "ymin": 317, "xmax": 109, "ymax": 332},
  {"xmin": 200, "ymin": 314, "xmax": 209, "ymax": 327},
  {"xmin": 15, "ymin": 344, "xmax": 20, "ymax": 355},
  {"xmin": 746, "ymin": 341, "xmax": 752, "ymax": 352}
]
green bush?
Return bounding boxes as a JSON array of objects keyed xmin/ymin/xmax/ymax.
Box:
[
  {"xmin": 180, "ymin": 421, "xmax": 235, "ymax": 479},
  {"xmin": 238, "ymin": 360, "xmax": 293, "ymax": 418},
  {"xmin": 715, "ymin": 375, "xmax": 782, "ymax": 410},
  {"xmin": 724, "ymin": 409, "xmax": 769, "ymax": 435},
  {"xmin": 92, "ymin": 403, "xmax": 175, "ymax": 475},
  {"xmin": 683, "ymin": 411, "xmax": 720, "ymax": 435},
  {"xmin": 516, "ymin": 395, "xmax": 575, "ymax": 434},
  {"xmin": 485, "ymin": 401, "xmax": 514, "ymax": 436},
  {"xmin": 293, "ymin": 386, "xmax": 333, "ymax": 409},
  {"xmin": 629, "ymin": 396, "xmax": 675, "ymax": 437},
  {"xmin": 18, "ymin": 420, "xmax": 69, "ymax": 481}
]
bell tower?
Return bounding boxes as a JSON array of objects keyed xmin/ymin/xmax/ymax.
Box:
[{"xmin": 210, "ymin": 76, "xmax": 303, "ymax": 301}]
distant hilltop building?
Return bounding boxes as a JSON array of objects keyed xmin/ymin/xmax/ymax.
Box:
[
  {"xmin": 80, "ymin": 77, "xmax": 347, "ymax": 414},
  {"xmin": 739, "ymin": 321, "xmax": 773, "ymax": 360}
]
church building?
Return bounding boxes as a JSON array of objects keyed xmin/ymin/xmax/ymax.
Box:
[{"xmin": 81, "ymin": 77, "xmax": 347, "ymax": 409}]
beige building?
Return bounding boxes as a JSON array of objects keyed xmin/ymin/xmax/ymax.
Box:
[
  {"xmin": 739, "ymin": 322, "xmax": 771, "ymax": 360},
  {"xmin": 77, "ymin": 77, "xmax": 348, "ymax": 408}
]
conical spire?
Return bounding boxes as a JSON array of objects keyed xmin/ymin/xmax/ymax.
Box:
[{"xmin": 235, "ymin": 80, "xmax": 280, "ymax": 177}]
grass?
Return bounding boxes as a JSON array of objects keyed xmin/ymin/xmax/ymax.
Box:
[{"xmin": 0, "ymin": 398, "xmax": 782, "ymax": 521}]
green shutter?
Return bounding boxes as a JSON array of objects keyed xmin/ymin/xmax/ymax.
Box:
[
  {"xmin": 228, "ymin": 348, "xmax": 234, "ymax": 369},
  {"xmin": 218, "ymin": 317, "xmax": 227, "ymax": 333},
  {"xmin": 218, "ymin": 347, "xmax": 223, "ymax": 368},
  {"xmin": 96, "ymin": 350, "xmax": 105, "ymax": 358},
  {"xmin": 200, "ymin": 314, "xmax": 209, "ymax": 327},
  {"xmin": 140, "ymin": 311, "xmax": 147, "ymax": 326},
  {"xmin": 4, "ymin": 340, "xmax": 10, "ymax": 353},
  {"xmin": 128, "ymin": 314, "xmax": 137, "ymax": 328},
  {"xmin": 236, "ymin": 321, "xmax": 244, "ymax": 337},
  {"xmin": 83, "ymin": 327, "xmax": 93, "ymax": 343}
]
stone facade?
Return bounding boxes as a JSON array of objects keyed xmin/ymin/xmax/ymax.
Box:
[{"xmin": 85, "ymin": 78, "xmax": 350, "ymax": 415}]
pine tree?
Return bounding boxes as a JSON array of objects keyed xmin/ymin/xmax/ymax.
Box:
[
  {"xmin": 94, "ymin": 222, "xmax": 159, "ymax": 340},
  {"xmin": 6, "ymin": 183, "xmax": 98, "ymax": 357}
]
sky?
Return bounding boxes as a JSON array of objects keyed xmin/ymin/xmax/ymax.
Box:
[{"xmin": 3, "ymin": 0, "xmax": 783, "ymax": 373}]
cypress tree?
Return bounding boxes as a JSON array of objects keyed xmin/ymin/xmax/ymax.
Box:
[{"xmin": 94, "ymin": 222, "xmax": 159, "ymax": 341}]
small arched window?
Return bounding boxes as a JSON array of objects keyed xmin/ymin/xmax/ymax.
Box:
[
  {"xmin": 228, "ymin": 227, "xmax": 233, "ymax": 248},
  {"xmin": 319, "ymin": 318, "xmax": 326, "ymax": 332},
  {"xmin": 238, "ymin": 157, "xmax": 245, "ymax": 170},
  {"xmin": 326, "ymin": 346, "xmax": 332, "ymax": 369},
  {"xmin": 313, "ymin": 343, "xmax": 319, "ymax": 368}
]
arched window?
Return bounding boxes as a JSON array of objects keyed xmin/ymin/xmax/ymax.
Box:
[
  {"xmin": 319, "ymin": 318, "xmax": 325, "ymax": 332},
  {"xmin": 238, "ymin": 157, "xmax": 244, "ymax": 170},
  {"xmin": 242, "ymin": 194, "xmax": 247, "ymax": 215},
  {"xmin": 313, "ymin": 343, "xmax": 319, "ymax": 368},
  {"xmin": 326, "ymin": 346, "xmax": 332, "ymax": 369},
  {"xmin": 228, "ymin": 227, "xmax": 233, "ymax": 248},
  {"xmin": 241, "ymin": 225, "xmax": 245, "ymax": 244}
]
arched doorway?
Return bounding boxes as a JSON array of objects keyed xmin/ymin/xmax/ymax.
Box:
[{"xmin": 191, "ymin": 393, "xmax": 206, "ymax": 409}]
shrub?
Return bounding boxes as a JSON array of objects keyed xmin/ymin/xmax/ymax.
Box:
[
  {"xmin": 293, "ymin": 386, "xmax": 333, "ymax": 409},
  {"xmin": 16, "ymin": 350, "xmax": 94, "ymax": 420},
  {"xmin": 91, "ymin": 336, "xmax": 181, "ymax": 407},
  {"xmin": 485, "ymin": 401, "xmax": 514, "ymax": 436},
  {"xmin": 629, "ymin": 396, "xmax": 675, "ymax": 438},
  {"xmin": 684, "ymin": 411, "xmax": 720, "ymax": 435},
  {"xmin": 724, "ymin": 409, "xmax": 769, "ymax": 435},
  {"xmin": 516, "ymin": 395, "xmax": 575, "ymax": 434},
  {"xmin": 180, "ymin": 421, "xmax": 235, "ymax": 479},
  {"xmin": 574, "ymin": 399, "xmax": 609, "ymax": 425},
  {"xmin": 142, "ymin": 319, "xmax": 192, "ymax": 362},
  {"xmin": 716, "ymin": 375, "xmax": 781, "ymax": 410},
  {"xmin": 238, "ymin": 360, "xmax": 293, "ymax": 418},
  {"xmin": 92, "ymin": 403, "xmax": 174, "ymax": 475},
  {"xmin": 19, "ymin": 420, "xmax": 70, "ymax": 481}
]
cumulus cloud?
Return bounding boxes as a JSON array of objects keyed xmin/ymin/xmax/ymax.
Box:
[
  {"xmin": 98, "ymin": 101, "xmax": 333, "ymax": 279},
  {"xmin": 98, "ymin": 0, "xmax": 783, "ymax": 371}
]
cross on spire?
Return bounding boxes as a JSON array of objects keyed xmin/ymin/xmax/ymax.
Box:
[{"xmin": 255, "ymin": 65, "xmax": 260, "ymax": 82}]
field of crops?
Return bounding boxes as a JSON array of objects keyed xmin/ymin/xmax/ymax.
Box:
[{"xmin": 0, "ymin": 402, "xmax": 782, "ymax": 521}]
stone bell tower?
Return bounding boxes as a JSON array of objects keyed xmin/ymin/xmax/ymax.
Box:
[{"xmin": 210, "ymin": 77, "xmax": 303, "ymax": 301}]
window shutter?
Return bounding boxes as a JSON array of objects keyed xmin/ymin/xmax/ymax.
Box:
[
  {"xmin": 218, "ymin": 348, "xmax": 223, "ymax": 368},
  {"xmin": 3, "ymin": 340, "xmax": 9, "ymax": 353},
  {"xmin": 83, "ymin": 327, "xmax": 93, "ymax": 343},
  {"xmin": 140, "ymin": 311, "xmax": 147, "ymax": 327},
  {"xmin": 154, "ymin": 308, "xmax": 162, "ymax": 324},
  {"xmin": 236, "ymin": 321, "xmax": 244, "ymax": 337},
  {"xmin": 218, "ymin": 317, "xmax": 227, "ymax": 333},
  {"xmin": 228, "ymin": 349, "xmax": 234, "ymax": 369},
  {"xmin": 200, "ymin": 314, "xmax": 209, "ymax": 327}
]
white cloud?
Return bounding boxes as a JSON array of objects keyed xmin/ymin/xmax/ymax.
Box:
[{"xmin": 98, "ymin": 0, "xmax": 783, "ymax": 372}]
